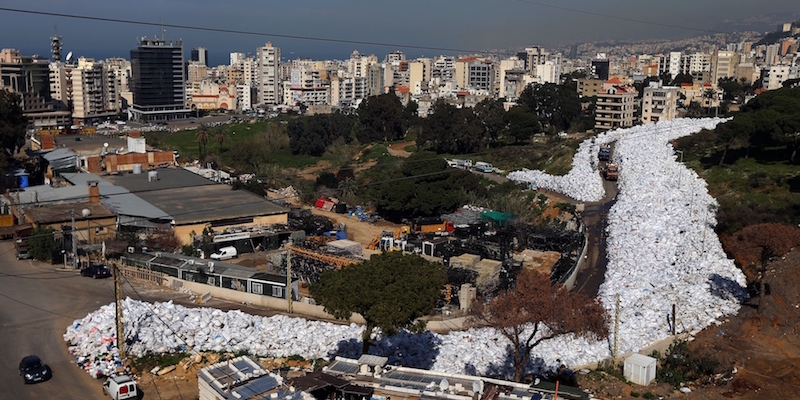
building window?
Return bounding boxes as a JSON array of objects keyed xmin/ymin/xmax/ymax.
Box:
[
  {"xmin": 252, "ymin": 282, "xmax": 263, "ymax": 295},
  {"xmin": 272, "ymin": 286, "xmax": 284, "ymax": 298}
]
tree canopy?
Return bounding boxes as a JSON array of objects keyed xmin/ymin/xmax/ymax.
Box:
[
  {"xmin": 470, "ymin": 270, "xmax": 608, "ymax": 382},
  {"xmin": 288, "ymin": 112, "xmax": 355, "ymax": 156},
  {"xmin": 0, "ymin": 89, "xmax": 27, "ymax": 172},
  {"xmin": 363, "ymin": 152, "xmax": 486, "ymax": 220},
  {"xmin": 28, "ymin": 226, "xmax": 59, "ymax": 262},
  {"xmin": 517, "ymin": 83, "xmax": 582, "ymax": 133},
  {"xmin": 356, "ymin": 93, "xmax": 408, "ymax": 143},
  {"xmin": 310, "ymin": 252, "xmax": 447, "ymax": 353}
]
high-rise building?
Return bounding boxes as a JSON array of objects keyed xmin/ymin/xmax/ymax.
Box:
[
  {"xmin": 591, "ymin": 56, "xmax": 610, "ymax": 80},
  {"xmin": 257, "ymin": 42, "xmax": 281, "ymax": 106},
  {"xmin": 191, "ymin": 47, "xmax": 208, "ymax": 66},
  {"xmin": 129, "ymin": 37, "xmax": 190, "ymax": 121}
]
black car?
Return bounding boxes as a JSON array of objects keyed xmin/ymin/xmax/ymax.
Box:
[
  {"xmin": 19, "ymin": 355, "xmax": 52, "ymax": 384},
  {"xmin": 80, "ymin": 264, "xmax": 112, "ymax": 279},
  {"xmin": 16, "ymin": 248, "xmax": 31, "ymax": 260}
]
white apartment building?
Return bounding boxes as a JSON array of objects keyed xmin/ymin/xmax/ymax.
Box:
[
  {"xmin": 70, "ymin": 57, "xmax": 113, "ymax": 122},
  {"xmin": 236, "ymin": 84, "xmax": 251, "ymax": 111},
  {"xmin": 659, "ymin": 52, "xmax": 683, "ymax": 80},
  {"xmin": 230, "ymin": 52, "xmax": 246, "ymax": 66},
  {"xmin": 641, "ymin": 81, "xmax": 680, "ymax": 124},
  {"xmin": 534, "ymin": 59, "xmax": 561, "ymax": 84},
  {"xmin": 762, "ymin": 64, "xmax": 798, "ymax": 90},
  {"xmin": 257, "ymin": 42, "xmax": 281, "ymax": 106}
]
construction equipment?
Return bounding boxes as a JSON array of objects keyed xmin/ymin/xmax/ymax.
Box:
[
  {"xmin": 414, "ymin": 220, "xmax": 454, "ymax": 235},
  {"xmin": 366, "ymin": 225, "xmax": 410, "ymax": 250},
  {"xmin": 286, "ymin": 245, "xmax": 358, "ymax": 269}
]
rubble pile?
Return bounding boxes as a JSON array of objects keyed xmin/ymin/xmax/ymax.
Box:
[{"xmin": 65, "ymin": 118, "xmax": 747, "ymax": 380}]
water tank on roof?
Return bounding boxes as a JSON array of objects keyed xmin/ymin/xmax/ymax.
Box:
[
  {"xmin": 147, "ymin": 170, "xmax": 158, "ymax": 182},
  {"xmin": 133, "ymin": 164, "xmax": 142, "ymax": 174}
]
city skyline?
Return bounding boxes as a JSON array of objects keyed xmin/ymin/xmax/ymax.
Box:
[{"xmin": 1, "ymin": 2, "xmax": 798, "ymax": 66}]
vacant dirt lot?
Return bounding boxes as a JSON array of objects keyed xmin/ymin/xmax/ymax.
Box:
[{"xmin": 578, "ymin": 249, "xmax": 800, "ymax": 399}]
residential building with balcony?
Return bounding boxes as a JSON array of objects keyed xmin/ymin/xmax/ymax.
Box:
[
  {"xmin": 257, "ymin": 42, "xmax": 281, "ymax": 106},
  {"xmin": 595, "ymin": 78, "xmax": 638, "ymax": 132},
  {"xmin": 641, "ymin": 81, "xmax": 679, "ymax": 124}
]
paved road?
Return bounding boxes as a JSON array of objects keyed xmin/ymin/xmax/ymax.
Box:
[
  {"xmin": 0, "ymin": 241, "xmax": 113, "ymax": 399},
  {"xmin": 0, "ymin": 240, "xmax": 285, "ymax": 399},
  {"xmin": 573, "ymin": 175, "xmax": 618, "ymax": 297}
]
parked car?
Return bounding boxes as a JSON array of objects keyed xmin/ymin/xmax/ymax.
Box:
[
  {"xmin": 81, "ymin": 264, "xmax": 112, "ymax": 279},
  {"xmin": 102, "ymin": 374, "xmax": 139, "ymax": 399},
  {"xmin": 210, "ymin": 246, "xmax": 238, "ymax": 260},
  {"xmin": 16, "ymin": 248, "xmax": 31, "ymax": 260},
  {"xmin": 19, "ymin": 355, "xmax": 52, "ymax": 384}
]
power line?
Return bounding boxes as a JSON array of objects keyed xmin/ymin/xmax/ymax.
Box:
[{"xmin": 0, "ymin": 7, "xmax": 488, "ymax": 55}]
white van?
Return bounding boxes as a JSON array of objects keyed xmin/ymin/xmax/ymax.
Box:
[
  {"xmin": 103, "ymin": 375, "xmax": 138, "ymax": 399},
  {"xmin": 474, "ymin": 162, "xmax": 493, "ymax": 173},
  {"xmin": 210, "ymin": 246, "xmax": 238, "ymax": 260}
]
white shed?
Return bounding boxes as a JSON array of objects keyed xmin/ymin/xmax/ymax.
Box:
[{"xmin": 624, "ymin": 353, "xmax": 657, "ymax": 386}]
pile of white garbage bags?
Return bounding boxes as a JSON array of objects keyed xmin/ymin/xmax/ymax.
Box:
[{"xmin": 65, "ymin": 118, "xmax": 748, "ymax": 379}]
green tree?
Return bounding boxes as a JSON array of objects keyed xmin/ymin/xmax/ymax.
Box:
[
  {"xmin": 27, "ymin": 226, "xmax": 59, "ymax": 262},
  {"xmin": 364, "ymin": 153, "xmax": 485, "ymax": 219},
  {"xmin": 310, "ymin": 252, "xmax": 447, "ymax": 353},
  {"xmin": 417, "ymin": 99, "xmax": 483, "ymax": 154},
  {"xmin": 0, "ymin": 89, "xmax": 27, "ymax": 173},
  {"xmin": 517, "ymin": 83, "xmax": 581, "ymax": 133},
  {"xmin": 196, "ymin": 125, "xmax": 211, "ymax": 159},
  {"xmin": 669, "ymin": 73, "xmax": 694, "ymax": 86},
  {"xmin": 214, "ymin": 127, "xmax": 226, "ymax": 152},
  {"xmin": 503, "ymin": 106, "xmax": 540, "ymax": 144},
  {"xmin": 357, "ymin": 93, "xmax": 407, "ymax": 143},
  {"xmin": 473, "ymin": 98, "xmax": 506, "ymax": 147},
  {"xmin": 715, "ymin": 115, "xmax": 753, "ymax": 166}
]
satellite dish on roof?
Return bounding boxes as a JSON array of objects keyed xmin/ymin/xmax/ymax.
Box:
[
  {"xmin": 82, "ymin": 208, "xmax": 91, "ymax": 218},
  {"xmin": 104, "ymin": 142, "xmax": 109, "ymax": 148},
  {"xmin": 440, "ymin": 379, "xmax": 449, "ymax": 391},
  {"xmin": 472, "ymin": 381, "xmax": 482, "ymax": 394},
  {"xmin": 66, "ymin": 51, "xmax": 72, "ymax": 61}
]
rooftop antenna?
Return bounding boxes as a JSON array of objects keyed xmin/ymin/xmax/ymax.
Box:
[{"xmin": 50, "ymin": 25, "xmax": 63, "ymax": 62}]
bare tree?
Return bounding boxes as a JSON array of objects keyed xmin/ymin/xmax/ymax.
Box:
[{"xmin": 470, "ymin": 270, "xmax": 609, "ymax": 382}]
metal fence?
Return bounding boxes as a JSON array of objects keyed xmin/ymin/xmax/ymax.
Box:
[{"xmin": 116, "ymin": 263, "xmax": 166, "ymax": 286}]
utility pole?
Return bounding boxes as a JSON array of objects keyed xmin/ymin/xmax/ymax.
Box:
[
  {"xmin": 286, "ymin": 243, "xmax": 293, "ymax": 313},
  {"xmin": 71, "ymin": 210, "xmax": 77, "ymax": 269},
  {"xmin": 613, "ymin": 294, "xmax": 620, "ymax": 366},
  {"xmin": 113, "ymin": 263, "xmax": 126, "ymax": 360}
]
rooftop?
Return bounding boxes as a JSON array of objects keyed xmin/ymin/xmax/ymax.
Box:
[{"xmin": 104, "ymin": 168, "xmax": 287, "ymax": 225}]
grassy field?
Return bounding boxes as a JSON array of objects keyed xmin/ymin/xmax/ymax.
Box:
[
  {"xmin": 680, "ymin": 145, "xmax": 800, "ymax": 234},
  {"xmin": 146, "ymin": 120, "xmax": 320, "ymax": 170}
]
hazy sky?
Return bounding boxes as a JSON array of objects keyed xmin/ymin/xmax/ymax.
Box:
[{"xmin": 1, "ymin": 1, "xmax": 798, "ymax": 65}]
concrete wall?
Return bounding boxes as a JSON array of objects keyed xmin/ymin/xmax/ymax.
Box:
[{"xmin": 163, "ymin": 276, "xmax": 466, "ymax": 331}]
